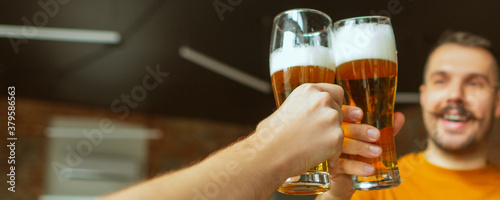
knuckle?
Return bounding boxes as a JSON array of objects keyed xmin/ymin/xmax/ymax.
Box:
[
  {"xmin": 335, "ymin": 126, "xmax": 345, "ymax": 139},
  {"xmin": 349, "ymin": 140, "xmax": 364, "ymax": 154},
  {"xmin": 346, "ymin": 124, "xmax": 360, "ymax": 138},
  {"xmin": 323, "ymin": 107, "xmax": 336, "ymax": 117},
  {"xmin": 327, "ymin": 127, "xmax": 345, "ymax": 146},
  {"xmin": 335, "ymin": 105, "xmax": 344, "ymax": 122},
  {"xmin": 330, "ymin": 108, "xmax": 341, "ymax": 122},
  {"xmin": 317, "ymin": 91, "xmax": 332, "ymax": 105},
  {"xmin": 333, "ymin": 84, "xmax": 345, "ymax": 96},
  {"xmin": 322, "ymin": 108, "xmax": 341, "ymax": 125},
  {"xmin": 255, "ymin": 119, "xmax": 267, "ymax": 131},
  {"xmin": 343, "ymin": 160, "xmax": 357, "ymax": 175},
  {"xmin": 300, "ymin": 83, "xmax": 316, "ymax": 92},
  {"xmin": 349, "ymin": 161, "xmax": 366, "ymax": 176}
]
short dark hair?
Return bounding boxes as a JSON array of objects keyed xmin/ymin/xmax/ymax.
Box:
[{"xmin": 423, "ymin": 30, "xmax": 500, "ymax": 84}]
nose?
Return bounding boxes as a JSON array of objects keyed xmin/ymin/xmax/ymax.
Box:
[{"xmin": 446, "ymin": 80, "xmax": 465, "ymax": 104}]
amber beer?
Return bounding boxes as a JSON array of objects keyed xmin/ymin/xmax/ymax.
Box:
[
  {"xmin": 333, "ymin": 16, "xmax": 401, "ymax": 190},
  {"xmin": 271, "ymin": 65, "xmax": 336, "ymax": 107},
  {"xmin": 337, "ymin": 59, "xmax": 398, "ymax": 181},
  {"xmin": 270, "ymin": 46, "xmax": 335, "ymax": 194}
]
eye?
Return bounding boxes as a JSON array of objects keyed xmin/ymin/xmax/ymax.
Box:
[
  {"xmin": 469, "ymin": 81, "xmax": 480, "ymax": 86},
  {"xmin": 433, "ymin": 78, "xmax": 446, "ymax": 85},
  {"xmin": 468, "ymin": 78, "xmax": 485, "ymax": 87},
  {"xmin": 429, "ymin": 73, "xmax": 448, "ymax": 86}
]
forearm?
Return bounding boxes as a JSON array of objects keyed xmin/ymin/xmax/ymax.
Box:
[
  {"xmin": 102, "ymin": 133, "xmax": 287, "ymax": 200},
  {"xmin": 100, "ymin": 164, "xmax": 200, "ymax": 199},
  {"xmin": 196, "ymin": 137, "xmax": 288, "ymax": 199}
]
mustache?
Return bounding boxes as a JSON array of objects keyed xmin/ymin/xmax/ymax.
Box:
[{"xmin": 430, "ymin": 104, "xmax": 477, "ymax": 120}]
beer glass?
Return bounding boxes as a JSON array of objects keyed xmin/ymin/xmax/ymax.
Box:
[
  {"xmin": 333, "ymin": 16, "xmax": 400, "ymax": 190},
  {"xmin": 269, "ymin": 8, "xmax": 335, "ymax": 195}
]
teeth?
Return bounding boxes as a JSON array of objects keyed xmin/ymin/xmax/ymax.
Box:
[{"xmin": 443, "ymin": 114, "xmax": 467, "ymax": 122}]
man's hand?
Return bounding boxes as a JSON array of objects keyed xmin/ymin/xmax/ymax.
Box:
[
  {"xmin": 252, "ymin": 83, "xmax": 346, "ymax": 178},
  {"xmin": 316, "ymin": 110, "xmax": 405, "ymax": 200}
]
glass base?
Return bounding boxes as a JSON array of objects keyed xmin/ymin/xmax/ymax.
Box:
[
  {"xmin": 352, "ymin": 169, "xmax": 401, "ymax": 191},
  {"xmin": 278, "ymin": 172, "xmax": 331, "ymax": 195}
]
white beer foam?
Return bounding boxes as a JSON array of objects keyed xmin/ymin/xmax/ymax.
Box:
[
  {"xmin": 270, "ymin": 46, "xmax": 335, "ymax": 75},
  {"xmin": 333, "ymin": 23, "xmax": 397, "ymax": 66}
]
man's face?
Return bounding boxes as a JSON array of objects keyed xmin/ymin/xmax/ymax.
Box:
[{"xmin": 420, "ymin": 44, "xmax": 500, "ymax": 153}]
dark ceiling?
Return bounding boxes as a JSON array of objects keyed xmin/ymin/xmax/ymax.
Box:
[{"xmin": 1, "ymin": 0, "xmax": 500, "ymax": 125}]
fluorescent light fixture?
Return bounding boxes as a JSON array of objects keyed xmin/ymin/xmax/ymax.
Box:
[
  {"xmin": 396, "ymin": 92, "xmax": 419, "ymax": 104},
  {"xmin": 0, "ymin": 24, "xmax": 121, "ymax": 44},
  {"xmin": 179, "ymin": 46, "xmax": 272, "ymax": 94},
  {"xmin": 46, "ymin": 127, "xmax": 162, "ymax": 139}
]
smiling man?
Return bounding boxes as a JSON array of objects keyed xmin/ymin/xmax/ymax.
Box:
[
  {"xmin": 421, "ymin": 36, "xmax": 500, "ymax": 167},
  {"xmin": 317, "ymin": 31, "xmax": 500, "ymax": 200}
]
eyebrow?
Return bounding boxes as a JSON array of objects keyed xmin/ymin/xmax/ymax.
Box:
[
  {"xmin": 428, "ymin": 71, "xmax": 446, "ymax": 79},
  {"xmin": 428, "ymin": 71, "xmax": 491, "ymax": 84}
]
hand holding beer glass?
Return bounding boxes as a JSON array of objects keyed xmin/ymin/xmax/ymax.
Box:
[
  {"xmin": 333, "ymin": 16, "xmax": 401, "ymax": 190},
  {"xmin": 270, "ymin": 9, "xmax": 335, "ymax": 195}
]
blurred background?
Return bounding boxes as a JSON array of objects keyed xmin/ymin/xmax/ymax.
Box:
[{"xmin": 1, "ymin": 0, "xmax": 500, "ymax": 199}]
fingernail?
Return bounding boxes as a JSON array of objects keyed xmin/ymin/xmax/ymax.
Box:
[
  {"xmin": 369, "ymin": 145, "xmax": 381, "ymax": 154},
  {"xmin": 364, "ymin": 165, "xmax": 374, "ymax": 173},
  {"xmin": 350, "ymin": 109, "xmax": 362, "ymax": 120},
  {"xmin": 367, "ymin": 129, "xmax": 379, "ymax": 140}
]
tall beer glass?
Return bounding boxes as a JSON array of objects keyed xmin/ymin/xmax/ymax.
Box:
[
  {"xmin": 333, "ymin": 16, "xmax": 400, "ymax": 190},
  {"xmin": 269, "ymin": 9, "xmax": 335, "ymax": 195}
]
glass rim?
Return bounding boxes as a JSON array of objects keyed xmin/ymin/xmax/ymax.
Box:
[
  {"xmin": 273, "ymin": 8, "xmax": 332, "ymax": 31},
  {"xmin": 333, "ymin": 15, "xmax": 391, "ymax": 26}
]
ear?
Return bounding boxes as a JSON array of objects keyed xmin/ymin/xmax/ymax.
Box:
[
  {"xmin": 495, "ymin": 88, "xmax": 500, "ymax": 118},
  {"xmin": 419, "ymin": 84, "xmax": 426, "ymax": 107}
]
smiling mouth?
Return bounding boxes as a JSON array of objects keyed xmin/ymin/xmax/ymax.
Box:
[
  {"xmin": 433, "ymin": 104, "xmax": 475, "ymax": 124},
  {"xmin": 441, "ymin": 113, "xmax": 469, "ymax": 123}
]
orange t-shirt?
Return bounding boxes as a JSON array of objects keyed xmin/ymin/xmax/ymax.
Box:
[{"xmin": 351, "ymin": 152, "xmax": 500, "ymax": 200}]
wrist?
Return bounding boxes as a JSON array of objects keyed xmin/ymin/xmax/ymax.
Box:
[
  {"xmin": 244, "ymin": 127, "xmax": 290, "ymax": 182},
  {"xmin": 212, "ymin": 132, "xmax": 287, "ymax": 198}
]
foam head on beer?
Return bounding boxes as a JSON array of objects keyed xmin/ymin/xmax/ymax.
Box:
[
  {"xmin": 333, "ymin": 23, "xmax": 397, "ymax": 66},
  {"xmin": 270, "ymin": 46, "xmax": 336, "ymax": 75}
]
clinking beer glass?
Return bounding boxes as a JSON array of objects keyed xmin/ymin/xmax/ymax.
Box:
[
  {"xmin": 269, "ymin": 9, "xmax": 335, "ymax": 195},
  {"xmin": 333, "ymin": 16, "xmax": 401, "ymax": 190}
]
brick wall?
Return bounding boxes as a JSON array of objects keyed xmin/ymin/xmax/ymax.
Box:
[{"xmin": 0, "ymin": 97, "xmax": 254, "ymax": 200}]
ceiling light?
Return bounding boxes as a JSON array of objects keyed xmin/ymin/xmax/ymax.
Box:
[
  {"xmin": 0, "ymin": 24, "xmax": 121, "ymax": 44},
  {"xmin": 179, "ymin": 46, "xmax": 272, "ymax": 94}
]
